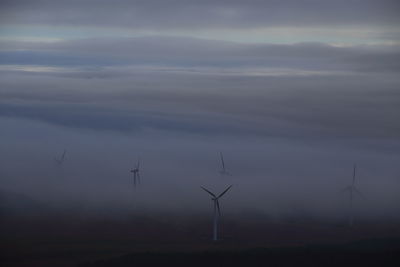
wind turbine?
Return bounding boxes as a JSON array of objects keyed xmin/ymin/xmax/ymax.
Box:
[
  {"xmin": 201, "ymin": 185, "xmax": 232, "ymax": 241},
  {"xmin": 219, "ymin": 152, "xmax": 231, "ymax": 176},
  {"xmin": 343, "ymin": 164, "xmax": 364, "ymax": 226},
  {"xmin": 54, "ymin": 149, "xmax": 66, "ymax": 165},
  {"xmin": 130, "ymin": 157, "xmax": 141, "ymax": 188}
]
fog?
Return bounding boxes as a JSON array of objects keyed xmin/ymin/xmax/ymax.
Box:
[
  {"xmin": 1, "ymin": 0, "xmax": 400, "ymax": 229},
  {"xmin": 1, "ymin": 72, "xmax": 400, "ymax": 223}
]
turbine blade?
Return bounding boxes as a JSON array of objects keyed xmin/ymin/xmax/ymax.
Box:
[
  {"xmin": 61, "ymin": 149, "xmax": 66, "ymax": 161},
  {"xmin": 218, "ymin": 185, "xmax": 233, "ymax": 198},
  {"xmin": 201, "ymin": 186, "xmax": 216, "ymax": 197},
  {"xmin": 220, "ymin": 152, "xmax": 225, "ymax": 171},
  {"xmin": 216, "ymin": 200, "xmax": 221, "ymax": 216},
  {"xmin": 352, "ymin": 163, "xmax": 357, "ymax": 186},
  {"xmin": 137, "ymin": 157, "xmax": 140, "ymax": 169}
]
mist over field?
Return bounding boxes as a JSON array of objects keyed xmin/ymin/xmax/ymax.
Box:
[{"xmin": 1, "ymin": 71, "xmax": 399, "ymax": 222}]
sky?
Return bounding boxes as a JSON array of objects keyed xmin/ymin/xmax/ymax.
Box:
[{"xmin": 0, "ymin": 0, "xmax": 400, "ymax": 221}]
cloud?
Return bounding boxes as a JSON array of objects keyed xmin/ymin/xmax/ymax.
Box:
[
  {"xmin": 1, "ymin": 66, "xmax": 399, "ymax": 141},
  {"xmin": 1, "ymin": 37, "xmax": 399, "ymax": 142},
  {"xmin": 1, "ymin": 37, "xmax": 400, "ymax": 73},
  {"xmin": 1, "ymin": 0, "xmax": 400, "ymax": 30}
]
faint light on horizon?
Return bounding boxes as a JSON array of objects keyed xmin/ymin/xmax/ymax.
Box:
[{"xmin": 1, "ymin": 24, "xmax": 398, "ymax": 46}]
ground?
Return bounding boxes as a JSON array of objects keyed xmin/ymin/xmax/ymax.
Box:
[{"xmin": 2, "ymin": 214, "xmax": 400, "ymax": 266}]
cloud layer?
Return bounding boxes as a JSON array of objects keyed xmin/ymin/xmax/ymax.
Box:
[
  {"xmin": 2, "ymin": 0, "xmax": 400, "ymax": 29},
  {"xmin": 0, "ymin": 0, "xmax": 399, "ymax": 220}
]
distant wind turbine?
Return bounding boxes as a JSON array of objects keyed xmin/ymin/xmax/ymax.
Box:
[
  {"xmin": 343, "ymin": 164, "xmax": 364, "ymax": 226},
  {"xmin": 130, "ymin": 158, "xmax": 141, "ymax": 188},
  {"xmin": 201, "ymin": 185, "xmax": 232, "ymax": 241},
  {"xmin": 54, "ymin": 149, "xmax": 66, "ymax": 165},
  {"xmin": 219, "ymin": 152, "xmax": 231, "ymax": 176}
]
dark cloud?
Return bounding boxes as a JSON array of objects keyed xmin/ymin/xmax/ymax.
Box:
[
  {"xmin": 1, "ymin": 37, "xmax": 400, "ymax": 72},
  {"xmin": 1, "ymin": 69, "xmax": 399, "ymax": 140},
  {"xmin": 1, "ymin": 0, "xmax": 399, "ymax": 29}
]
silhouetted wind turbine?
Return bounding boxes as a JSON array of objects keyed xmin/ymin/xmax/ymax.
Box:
[
  {"xmin": 343, "ymin": 164, "xmax": 364, "ymax": 226},
  {"xmin": 201, "ymin": 185, "xmax": 232, "ymax": 241},
  {"xmin": 219, "ymin": 152, "xmax": 231, "ymax": 176},
  {"xmin": 54, "ymin": 149, "xmax": 66, "ymax": 165},
  {"xmin": 130, "ymin": 158, "xmax": 141, "ymax": 188}
]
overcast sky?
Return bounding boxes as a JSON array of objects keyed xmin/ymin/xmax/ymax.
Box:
[{"xmin": 0, "ymin": 0, "xmax": 399, "ymax": 220}]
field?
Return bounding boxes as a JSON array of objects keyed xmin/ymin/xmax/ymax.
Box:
[{"xmin": 2, "ymin": 214, "xmax": 400, "ymax": 266}]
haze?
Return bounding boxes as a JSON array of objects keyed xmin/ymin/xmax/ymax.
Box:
[{"xmin": 1, "ymin": 0, "xmax": 400, "ymax": 224}]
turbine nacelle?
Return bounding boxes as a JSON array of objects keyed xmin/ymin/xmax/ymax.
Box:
[{"xmin": 201, "ymin": 185, "xmax": 232, "ymax": 200}]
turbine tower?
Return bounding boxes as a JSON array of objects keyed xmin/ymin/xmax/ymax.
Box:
[
  {"xmin": 54, "ymin": 149, "xmax": 66, "ymax": 165},
  {"xmin": 201, "ymin": 185, "xmax": 232, "ymax": 241},
  {"xmin": 130, "ymin": 157, "xmax": 141, "ymax": 188},
  {"xmin": 343, "ymin": 164, "xmax": 363, "ymax": 226},
  {"xmin": 219, "ymin": 152, "xmax": 231, "ymax": 176}
]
